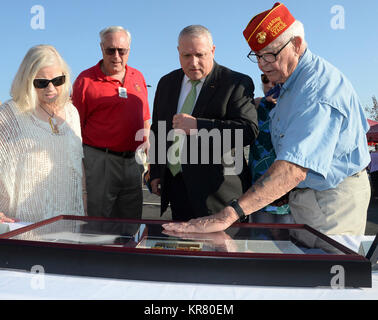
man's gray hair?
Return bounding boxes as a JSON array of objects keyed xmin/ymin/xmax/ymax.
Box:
[
  {"xmin": 178, "ymin": 25, "xmax": 214, "ymax": 47},
  {"xmin": 264, "ymin": 20, "xmax": 306, "ymax": 51},
  {"xmin": 99, "ymin": 26, "xmax": 132, "ymax": 45}
]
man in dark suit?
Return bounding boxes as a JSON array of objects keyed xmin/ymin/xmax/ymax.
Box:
[{"xmin": 149, "ymin": 25, "xmax": 258, "ymax": 221}]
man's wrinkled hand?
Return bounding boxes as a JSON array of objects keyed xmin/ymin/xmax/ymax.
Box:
[{"xmin": 162, "ymin": 208, "xmax": 239, "ymax": 234}]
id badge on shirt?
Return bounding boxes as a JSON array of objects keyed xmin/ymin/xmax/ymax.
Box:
[{"xmin": 118, "ymin": 87, "xmax": 128, "ymax": 99}]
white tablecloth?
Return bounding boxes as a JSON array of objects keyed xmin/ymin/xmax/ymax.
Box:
[
  {"xmin": 0, "ymin": 269, "xmax": 377, "ymax": 300},
  {"xmin": 0, "ymin": 223, "xmax": 376, "ymax": 300}
]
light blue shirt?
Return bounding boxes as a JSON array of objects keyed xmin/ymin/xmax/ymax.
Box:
[{"xmin": 270, "ymin": 49, "xmax": 370, "ymax": 191}]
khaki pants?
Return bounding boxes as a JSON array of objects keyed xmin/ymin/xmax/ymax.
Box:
[{"xmin": 289, "ymin": 170, "xmax": 370, "ymax": 247}]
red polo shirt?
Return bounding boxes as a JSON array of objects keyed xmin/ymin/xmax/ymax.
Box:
[{"xmin": 72, "ymin": 61, "xmax": 150, "ymax": 152}]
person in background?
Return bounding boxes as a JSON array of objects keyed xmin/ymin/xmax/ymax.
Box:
[
  {"xmin": 368, "ymin": 145, "xmax": 378, "ymax": 199},
  {"xmin": 163, "ymin": 3, "xmax": 371, "ymax": 246},
  {"xmin": 149, "ymin": 25, "xmax": 258, "ymax": 221},
  {"xmin": 0, "ymin": 45, "xmax": 86, "ymax": 224},
  {"xmin": 248, "ymin": 73, "xmax": 292, "ymax": 224},
  {"xmin": 72, "ymin": 26, "xmax": 151, "ymax": 220}
]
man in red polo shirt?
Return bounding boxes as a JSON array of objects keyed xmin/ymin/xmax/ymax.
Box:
[{"xmin": 72, "ymin": 26, "xmax": 150, "ymax": 219}]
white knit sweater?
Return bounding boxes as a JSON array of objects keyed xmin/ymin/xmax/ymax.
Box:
[{"xmin": 0, "ymin": 100, "xmax": 85, "ymax": 222}]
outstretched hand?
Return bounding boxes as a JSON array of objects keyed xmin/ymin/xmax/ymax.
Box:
[{"xmin": 162, "ymin": 207, "xmax": 239, "ymax": 234}]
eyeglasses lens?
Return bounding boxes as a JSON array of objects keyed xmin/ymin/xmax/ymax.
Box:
[{"xmin": 104, "ymin": 48, "xmax": 128, "ymax": 56}]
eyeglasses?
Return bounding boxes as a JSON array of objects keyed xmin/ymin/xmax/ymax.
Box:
[
  {"xmin": 103, "ymin": 47, "xmax": 129, "ymax": 56},
  {"xmin": 247, "ymin": 38, "xmax": 293, "ymax": 64},
  {"xmin": 261, "ymin": 74, "xmax": 270, "ymax": 84},
  {"xmin": 33, "ymin": 75, "xmax": 66, "ymax": 89}
]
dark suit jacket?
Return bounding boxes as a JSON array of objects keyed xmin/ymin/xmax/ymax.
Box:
[{"xmin": 150, "ymin": 62, "xmax": 258, "ymax": 217}]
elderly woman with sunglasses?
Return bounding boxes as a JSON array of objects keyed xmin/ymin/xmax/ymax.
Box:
[{"xmin": 0, "ymin": 45, "xmax": 86, "ymax": 225}]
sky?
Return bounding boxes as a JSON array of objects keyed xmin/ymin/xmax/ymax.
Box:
[{"xmin": 0, "ymin": 0, "xmax": 377, "ymax": 116}]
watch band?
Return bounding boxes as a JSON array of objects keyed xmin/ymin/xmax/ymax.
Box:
[{"xmin": 229, "ymin": 199, "xmax": 246, "ymax": 220}]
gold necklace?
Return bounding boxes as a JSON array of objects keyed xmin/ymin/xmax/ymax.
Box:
[{"xmin": 39, "ymin": 105, "xmax": 59, "ymax": 134}]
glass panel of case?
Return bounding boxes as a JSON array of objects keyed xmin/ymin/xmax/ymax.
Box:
[{"xmin": 9, "ymin": 218, "xmax": 348, "ymax": 256}]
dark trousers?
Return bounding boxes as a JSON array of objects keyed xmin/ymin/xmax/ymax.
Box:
[
  {"xmin": 83, "ymin": 145, "xmax": 143, "ymax": 219},
  {"xmin": 165, "ymin": 170, "xmax": 196, "ymax": 222},
  {"xmin": 371, "ymin": 171, "xmax": 378, "ymax": 197}
]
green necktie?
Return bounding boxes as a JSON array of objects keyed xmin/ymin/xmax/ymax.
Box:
[{"xmin": 168, "ymin": 80, "xmax": 200, "ymax": 176}]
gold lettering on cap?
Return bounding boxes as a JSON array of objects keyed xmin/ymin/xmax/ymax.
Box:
[
  {"xmin": 256, "ymin": 32, "xmax": 267, "ymax": 44},
  {"xmin": 266, "ymin": 17, "xmax": 287, "ymax": 38}
]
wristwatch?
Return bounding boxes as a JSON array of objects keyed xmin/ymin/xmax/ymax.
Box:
[{"xmin": 229, "ymin": 199, "xmax": 247, "ymax": 222}]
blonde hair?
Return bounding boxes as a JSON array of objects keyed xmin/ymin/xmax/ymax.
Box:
[{"xmin": 10, "ymin": 45, "xmax": 72, "ymax": 112}]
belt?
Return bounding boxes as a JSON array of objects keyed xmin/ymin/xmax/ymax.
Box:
[
  {"xmin": 85, "ymin": 144, "xmax": 135, "ymax": 159},
  {"xmin": 352, "ymin": 169, "xmax": 366, "ymax": 177}
]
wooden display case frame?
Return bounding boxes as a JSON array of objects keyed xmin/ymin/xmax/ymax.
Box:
[{"xmin": 0, "ymin": 215, "xmax": 372, "ymax": 288}]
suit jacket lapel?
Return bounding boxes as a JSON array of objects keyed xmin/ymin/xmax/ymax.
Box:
[
  {"xmin": 168, "ymin": 70, "xmax": 185, "ymax": 123},
  {"xmin": 192, "ymin": 62, "xmax": 219, "ymax": 118}
]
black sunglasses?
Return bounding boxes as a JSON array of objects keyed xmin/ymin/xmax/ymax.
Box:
[
  {"xmin": 104, "ymin": 47, "xmax": 129, "ymax": 56},
  {"xmin": 33, "ymin": 75, "xmax": 66, "ymax": 89}
]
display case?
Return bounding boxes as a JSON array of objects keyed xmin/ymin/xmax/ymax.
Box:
[{"xmin": 0, "ymin": 215, "xmax": 372, "ymax": 288}]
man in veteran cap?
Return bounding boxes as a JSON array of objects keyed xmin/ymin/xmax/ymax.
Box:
[{"xmin": 163, "ymin": 3, "xmax": 371, "ymax": 244}]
